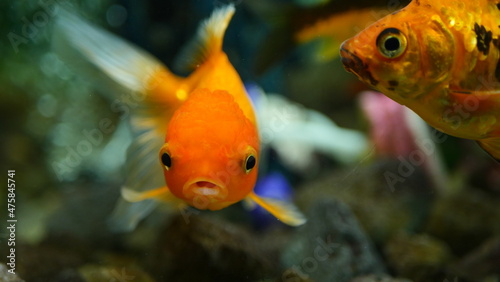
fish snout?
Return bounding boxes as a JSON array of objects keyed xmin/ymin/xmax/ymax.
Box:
[
  {"xmin": 340, "ymin": 42, "xmax": 379, "ymax": 87},
  {"xmin": 339, "ymin": 41, "xmax": 361, "ymax": 75},
  {"xmin": 182, "ymin": 178, "xmax": 228, "ymax": 206}
]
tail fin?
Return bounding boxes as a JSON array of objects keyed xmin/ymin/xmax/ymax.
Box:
[
  {"xmin": 53, "ymin": 7, "xmax": 170, "ymax": 97},
  {"xmin": 107, "ymin": 129, "xmax": 167, "ymax": 232},
  {"xmin": 53, "ymin": 7, "xmax": 174, "ymax": 232},
  {"xmin": 174, "ymin": 4, "xmax": 235, "ymax": 72}
]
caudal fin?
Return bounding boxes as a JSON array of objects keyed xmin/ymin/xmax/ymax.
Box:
[
  {"xmin": 107, "ymin": 128, "xmax": 169, "ymax": 232},
  {"xmin": 53, "ymin": 7, "xmax": 173, "ymax": 97},
  {"xmin": 53, "ymin": 7, "xmax": 178, "ymax": 232}
]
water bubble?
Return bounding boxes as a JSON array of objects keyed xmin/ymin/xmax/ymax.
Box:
[
  {"xmin": 51, "ymin": 122, "xmax": 74, "ymax": 146},
  {"xmin": 37, "ymin": 94, "xmax": 58, "ymax": 117},
  {"xmin": 40, "ymin": 52, "xmax": 64, "ymax": 77},
  {"xmin": 106, "ymin": 4, "xmax": 127, "ymax": 28}
]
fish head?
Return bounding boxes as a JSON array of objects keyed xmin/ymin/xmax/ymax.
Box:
[
  {"xmin": 159, "ymin": 88, "xmax": 259, "ymax": 210},
  {"xmin": 340, "ymin": 5, "xmax": 454, "ymax": 104}
]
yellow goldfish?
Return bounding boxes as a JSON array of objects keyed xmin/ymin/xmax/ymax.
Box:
[
  {"xmin": 54, "ymin": 5, "xmax": 306, "ymax": 231},
  {"xmin": 340, "ymin": 0, "xmax": 500, "ymax": 160}
]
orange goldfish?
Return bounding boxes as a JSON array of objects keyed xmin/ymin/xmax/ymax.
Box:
[
  {"xmin": 54, "ymin": 5, "xmax": 305, "ymax": 230},
  {"xmin": 340, "ymin": 0, "xmax": 500, "ymax": 160}
]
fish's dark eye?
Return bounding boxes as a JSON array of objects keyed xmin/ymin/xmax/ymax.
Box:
[
  {"xmin": 376, "ymin": 28, "xmax": 407, "ymax": 59},
  {"xmin": 161, "ymin": 152, "xmax": 172, "ymax": 170},
  {"xmin": 244, "ymin": 154, "xmax": 256, "ymax": 174}
]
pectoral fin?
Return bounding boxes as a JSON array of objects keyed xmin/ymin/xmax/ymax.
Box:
[
  {"xmin": 121, "ymin": 186, "xmax": 183, "ymax": 204},
  {"xmin": 109, "ymin": 186, "xmax": 186, "ymax": 232},
  {"xmin": 247, "ymin": 192, "xmax": 306, "ymax": 226},
  {"xmin": 477, "ymin": 138, "xmax": 500, "ymax": 161},
  {"xmin": 448, "ymin": 90, "xmax": 500, "ymax": 114}
]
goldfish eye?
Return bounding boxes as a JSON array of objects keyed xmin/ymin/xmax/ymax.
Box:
[
  {"xmin": 161, "ymin": 152, "xmax": 172, "ymax": 170},
  {"xmin": 244, "ymin": 154, "xmax": 256, "ymax": 174},
  {"xmin": 376, "ymin": 28, "xmax": 407, "ymax": 59}
]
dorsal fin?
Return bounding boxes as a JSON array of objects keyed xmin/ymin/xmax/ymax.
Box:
[{"xmin": 174, "ymin": 4, "xmax": 235, "ymax": 72}]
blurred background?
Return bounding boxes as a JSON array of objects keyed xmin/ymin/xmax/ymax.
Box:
[{"xmin": 1, "ymin": 0, "xmax": 499, "ymax": 281}]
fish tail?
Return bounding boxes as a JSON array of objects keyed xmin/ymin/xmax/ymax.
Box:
[
  {"xmin": 174, "ymin": 4, "xmax": 235, "ymax": 72},
  {"xmin": 53, "ymin": 7, "xmax": 184, "ymax": 231},
  {"xmin": 108, "ymin": 198, "xmax": 157, "ymax": 232},
  {"xmin": 477, "ymin": 138, "xmax": 500, "ymax": 161},
  {"xmin": 52, "ymin": 6, "xmax": 179, "ymax": 101},
  {"xmin": 107, "ymin": 129, "xmax": 169, "ymax": 232}
]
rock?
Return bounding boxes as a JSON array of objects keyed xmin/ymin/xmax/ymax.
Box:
[
  {"xmin": 0, "ymin": 263, "xmax": 24, "ymax": 282},
  {"xmin": 14, "ymin": 243, "xmax": 86, "ymax": 281},
  {"xmin": 352, "ymin": 274, "xmax": 412, "ymax": 282},
  {"xmin": 280, "ymin": 268, "xmax": 315, "ymax": 282},
  {"xmin": 46, "ymin": 182, "xmax": 120, "ymax": 246},
  {"xmin": 424, "ymin": 188, "xmax": 500, "ymax": 255},
  {"xmin": 449, "ymin": 236, "xmax": 500, "ymax": 281},
  {"xmin": 50, "ymin": 268, "xmax": 85, "ymax": 282},
  {"xmin": 78, "ymin": 264, "xmax": 154, "ymax": 282},
  {"xmin": 384, "ymin": 233, "xmax": 452, "ymax": 281},
  {"xmin": 281, "ymin": 199, "xmax": 385, "ymax": 282},
  {"xmin": 150, "ymin": 214, "xmax": 281, "ymax": 281},
  {"xmin": 296, "ymin": 159, "xmax": 434, "ymax": 244}
]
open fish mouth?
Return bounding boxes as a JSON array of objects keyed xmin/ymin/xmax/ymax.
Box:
[
  {"xmin": 193, "ymin": 182, "xmax": 219, "ymax": 196},
  {"xmin": 340, "ymin": 43, "xmax": 379, "ymax": 87},
  {"xmin": 183, "ymin": 178, "xmax": 227, "ymax": 199},
  {"xmin": 340, "ymin": 45, "xmax": 361, "ymax": 74}
]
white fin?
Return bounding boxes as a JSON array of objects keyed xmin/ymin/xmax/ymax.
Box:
[
  {"xmin": 52, "ymin": 8, "xmax": 176, "ymax": 232},
  {"xmin": 108, "ymin": 124, "xmax": 168, "ymax": 232},
  {"xmin": 53, "ymin": 7, "xmax": 176, "ymax": 135},
  {"xmin": 253, "ymin": 90, "xmax": 369, "ymax": 169},
  {"xmin": 108, "ymin": 198, "xmax": 157, "ymax": 232},
  {"xmin": 174, "ymin": 4, "xmax": 235, "ymax": 71},
  {"xmin": 53, "ymin": 7, "xmax": 164, "ymax": 96},
  {"xmin": 248, "ymin": 192, "xmax": 306, "ymax": 226}
]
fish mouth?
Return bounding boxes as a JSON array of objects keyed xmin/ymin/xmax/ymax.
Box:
[
  {"xmin": 340, "ymin": 43, "xmax": 379, "ymax": 87},
  {"xmin": 339, "ymin": 44, "xmax": 360, "ymax": 74},
  {"xmin": 182, "ymin": 178, "xmax": 227, "ymax": 199}
]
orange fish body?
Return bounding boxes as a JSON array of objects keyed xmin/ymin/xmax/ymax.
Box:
[
  {"xmin": 340, "ymin": 0, "xmax": 500, "ymax": 160},
  {"xmin": 55, "ymin": 5, "xmax": 305, "ymax": 230},
  {"xmin": 160, "ymin": 88, "xmax": 259, "ymax": 210},
  {"xmin": 147, "ymin": 40, "xmax": 256, "ymax": 126}
]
